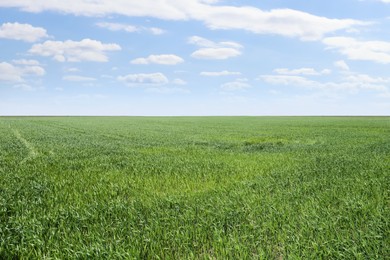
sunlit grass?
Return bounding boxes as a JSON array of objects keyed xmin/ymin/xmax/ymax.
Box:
[{"xmin": 0, "ymin": 116, "xmax": 388, "ymax": 258}]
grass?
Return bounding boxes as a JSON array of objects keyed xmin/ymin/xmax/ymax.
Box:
[{"xmin": 0, "ymin": 116, "xmax": 388, "ymax": 258}]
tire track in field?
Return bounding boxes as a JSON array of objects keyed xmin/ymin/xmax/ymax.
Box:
[{"xmin": 12, "ymin": 128, "xmax": 39, "ymax": 163}]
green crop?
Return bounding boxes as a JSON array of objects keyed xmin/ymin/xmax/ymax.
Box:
[{"xmin": 0, "ymin": 116, "xmax": 388, "ymax": 258}]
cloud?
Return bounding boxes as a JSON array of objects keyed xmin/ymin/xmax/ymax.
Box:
[
  {"xmin": 66, "ymin": 67, "xmax": 80, "ymax": 72},
  {"xmin": 63, "ymin": 75, "xmax": 96, "ymax": 81},
  {"xmin": 96, "ymin": 22, "xmax": 165, "ymax": 35},
  {"xmin": 274, "ymin": 68, "xmax": 331, "ymax": 76},
  {"xmin": 118, "ymin": 73, "xmax": 169, "ymax": 85},
  {"xmin": 0, "ymin": 0, "xmax": 189, "ymax": 19},
  {"xmin": 0, "ymin": 22, "xmax": 48, "ymax": 42},
  {"xmin": 29, "ymin": 39, "xmax": 121, "ymax": 62},
  {"xmin": 11, "ymin": 59, "xmax": 45, "ymax": 76},
  {"xmin": 201, "ymin": 7, "xmax": 367, "ymax": 41},
  {"xmin": 334, "ymin": 60, "xmax": 350, "ymax": 71},
  {"xmin": 131, "ymin": 54, "xmax": 184, "ymax": 65},
  {"xmin": 148, "ymin": 27, "xmax": 165, "ymax": 35},
  {"xmin": 259, "ymin": 72, "xmax": 390, "ymax": 92},
  {"xmin": 200, "ymin": 70, "xmax": 241, "ymax": 76},
  {"xmin": 146, "ymin": 86, "xmax": 190, "ymax": 94},
  {"xmin": 0, "ymin": 61, "xmax": 46, "ymax": 82},
  {"xmin": 0, "ymin": 62, "xmax": 23, "ymax": 82},
  {"xmin": 13, "ymin": 84, "xmax": 36, "ymax": 91},
  {"xmin": 221, "ymin": 81, "xmax": 251, "ymax": 91},
  {"xmin": 191, "ymin": 48, "xmax": 241, "ymax": 59},
  {"xmin": 96, "ymin": 22, "xmax": 137, "ymax": 32},
  {"xmin": 345, "ymin": 74, "xmax": 390, "ymax": 87},
  {"xmin": 323, "ymin": 37, "xmax": 390, "ymax": 64},
  {"xmin": 12, "ymin": 59, "xmax": 40, "ymax": 65},
  {"xmin": 0, "ymin": 1, "xmax": 366, "ymax": 41},
  {"xmin": 188, "ymin": 36, "xmax": 242, "ymax": 48},
  {"xmin": 188, "ymin": 36, "xmax": 218, "ymax": 47},
  {"xmin": 21, "ymin": 65, "xmax": 45, "ymax": 76},
  {"xmin": 189, "ymin": 36, "xmax": 242, "ymax": 59},
  {"xmin": 172, "ymin": 78, "xmax": 187, "ymax": 85},
  {"xmin": 260, "ymin": 75, "xmax": 314, "ymax": 87}
]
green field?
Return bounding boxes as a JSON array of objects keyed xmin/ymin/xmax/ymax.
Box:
[{"xmin": 0, "ymin": 117, "xmax": 389, "ymax": 258}]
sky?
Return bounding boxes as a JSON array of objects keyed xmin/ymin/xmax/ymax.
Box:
[{"xmin": 0, "ymin": 0, "xmax": 389, "ymax": 116}]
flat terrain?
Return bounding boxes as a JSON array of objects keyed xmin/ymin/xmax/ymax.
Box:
[{"xmin": 0, "ymin": 117, "xmax": 388, "ymax": 258}]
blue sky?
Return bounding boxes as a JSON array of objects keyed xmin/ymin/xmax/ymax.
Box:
[{"xmin": 0, "ymin": 0, "xmax": 389, "ymax": 115}]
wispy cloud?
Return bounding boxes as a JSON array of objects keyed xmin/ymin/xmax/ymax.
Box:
[
  {"xmin": 146, "ymin": 86, "xmax": 190, "ymax": 94},
  {"xmin": 0, "ymin": 62, "xmax": 23, "ymax": 82},
  {"xmin": 131, "ymin": 54, "xmax": 184, "ymax": 65},
  {"xmin": 200, "ymin": 70, "xmax": 242, "ymax": 76},
  {"xmin": 274, "ymin": 68, "xmax": 331, "ymax": 76},
  {"xmin": 259, "ymin": 70, "xmax": 390, "ymax": 93},
  {"xmin": 0, "ymin": 61, "xmax": 45, "ymax": 83},
  {"xmin": 221, "ymin": 81, "xmax": 251, "ymax": 91},
  {"xmin": 63, "ymin": 75, "xmax": 97, "ymax": 82},
  {"xmin": 118, "ymin": 73, "xmax": 169, "ymax": 86},
  {"xmin": 0, "ymin": 1, "xmax": 367, "ymax": 41},
  {"xmin": 12, "ymin": 59, "xmax": 41, "ymax": 66},
  {"xmin": 96, "ymin": 22, "xmax": 165, "ymax": 35},
  {"xmin": 172, "ymin": 78, "xmax": 187, "ymax": 85},
  {"xmin": 0, "ymin": 22, "xmax": 48, "ymax": 42},
  {"xmin": 334, "ymin": 60, "xmax": 350, "ymax": 71},
  {"xmin": 323, "ymin": 37, "xmax": 390, "ymax": 64},
  {"xmin": 29, "ymin": 39, "xmax": 121, "ymax": 62},
  {"xmin": 189, "ymin": 36, "xmax": 242, "ymax": 60}
]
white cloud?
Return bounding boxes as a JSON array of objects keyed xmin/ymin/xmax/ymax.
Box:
[
  {"xmin": 199, "ymin": 0, "xmax": 220, "ymax": 3},
  {"xmin": 191, "ymin": 48, "xmax": 241, "ymax": 59},
  {"xmin": 0, "ymin": 22, "xmax": 48, "ymax": 42},
  {"xmin": 97, "ymin": 22, "xmax": 138, "ymax": 32},
  {"xmin": 131, "ymin": 54, "xmax": 184, "ymax": 65},
  {"xmin": 146, "ymin": 86, "xmax": 190, "ymax": 94},
  {"xmin": 236, "ymin": 78, "xmax": 249, "ymax": 82},
  {"xmin": 22, "ymin": 66, "xmax": 45, "ymax": 76},
  {"xmin": 11, "ymin": 59, "xmax": 45, "ymax": 76},
  {"xmin": 63, "ymin": 75, "xmax": 97, "ymax": 81},
  {"xmin": 12, "ymin": 59, "xmax": 40, "ymax": 65},
  {"xmin": 188, "ymin": 36, "xmax": 218, "ymax": 47},
  {"xmin": 260, "ymin": 75, "xmax": 314, "ymax": 88},
  {"xmin": 96, "ymin": 22, "xmax": 165, "ymax": 35},
  {"xmin": 221, "ymin": 81, "xmax": 251, "ymax": 91},
  {"xmin": 0, "ymin": 62, "xmax": 23, "ymax": 82},
  {"xmin": 0, "ymin": 1, "xmax": 366, "ymax": 41},
  {"xmin": 172, "ymin": 78, "xmax": 187, "ymax": 85},
  {"xmin": 202, "ymin": 7, "xmax": 367, "ymax": 41},
  {"xmin": 0, "ymin": 61, "xmax": 45, "ymax": 82},
  {"xmin": 323, "ymin": 37, "xmax": 390, "ymax": 64},
  {"xmin": 13, "ymin": 84, "xmax": 36, "ymax": 91},
  {"xmin": 259, "ymin": 73, "xmax": 390, "ymax": 92},
  {"xmin": 188, "ymin": 36, "xmax": 242, "ymax": 49},
  {"xmin": 269, "ymin": 89, "xmax": 281, "ymax": 95},
  {"xmin": 274, "ymin": 68, "xmax": 331, "ymax": 76},
  {"xmin": 118, "ymin": 73, "xmax": 169, "ymax": 85},
  {"xmin": 148, "ymin": 27, "xmax": 165, "ymax": 35},
  {"xmin": 200, "ymin": 70, "xmax": 241, "ymax": 76},
  {"xmin": 0, "ymin": 1, "xmax": 189, "ymax": 19},
  {"xmin": 29, "ymin": 39, "xmax": 121, "ymax": 62},
  {"xmin": 189, "ymin": 36, "xmax": 242, "ymax": 59},
  {"xmin": 334, "ymin": 60, "xmax": 350, "ymax": 71},
  {"xmin": 344, "ymin": 74, "xmax": 390, "ymax": 86},
  {"xmin": 66, "ymin": 67, "xmax": 80, "ymax": 72}
]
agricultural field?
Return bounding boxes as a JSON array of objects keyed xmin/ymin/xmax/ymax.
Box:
[{"xmin": 0, "ymin": 116, "xmax": 388, "ymax": 258}]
